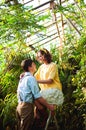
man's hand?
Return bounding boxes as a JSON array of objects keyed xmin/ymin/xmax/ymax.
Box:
[
  {"xmin": 20, "ymin": 72, "xmax": 25, "ymax": 79},
  {"xmin": 48, "ymin": 105, "xmax": 57, "ymax": 116},
  {"xmin": 48, "ymin": 104, "xmax": 55, "ymax": 111}
]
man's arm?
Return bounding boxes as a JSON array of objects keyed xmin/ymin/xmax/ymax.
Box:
[{"xmin": 35, "ymin": 97, "xmax": 54, "ymax": 111}]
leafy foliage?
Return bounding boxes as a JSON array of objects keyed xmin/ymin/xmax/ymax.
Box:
[
  {"xmin": 56, "ymin": 34, "xmax": 86, "ymax": 130},
  {"xmin": 0, "ymin": 3, "xmax": 49, "ymax": 75},
  {"xmin": 0, "ymin": 1, "xmax": 86, "ymax": 130},
  {"xmin": 0, "ymin": 94, "xmax": 17, "ymax": 129}
]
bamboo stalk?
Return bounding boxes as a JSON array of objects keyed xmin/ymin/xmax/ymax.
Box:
[
  {"xmin": 59, "ymin": 0, "xmax": 65, "ymax": 42},
  {"xmin": 55, "ymin": 1, "xmax": 81, "ymax": 35},
  {"xmin": 74, "ymin": 0, "xmax": 86, "ymax": 18}
]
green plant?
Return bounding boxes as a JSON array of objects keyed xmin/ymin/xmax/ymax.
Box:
[{"xmin": 0, "ymin": 94, "xmax": 17, "ymax": 129}]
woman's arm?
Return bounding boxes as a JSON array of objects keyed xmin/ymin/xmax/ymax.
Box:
[{"xmin": 37, "ymin": 79, "xmax": 53, "ymax": 84}]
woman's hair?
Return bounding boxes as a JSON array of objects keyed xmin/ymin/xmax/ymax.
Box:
[
  {"xmin": 38, "ymin": 48, "xmax": 52, "ymax": 63},
  {"xmin": 21, "ymin": 59, "xmax": 33, "ymax": 71}
]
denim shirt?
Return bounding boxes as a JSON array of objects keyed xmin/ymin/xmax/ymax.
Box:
[{"xmin": 17, "ymin": 72, "xmax": 41, "ymax": 103}]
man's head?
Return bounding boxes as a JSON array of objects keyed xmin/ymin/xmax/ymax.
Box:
[{"xmin": 21, "ymin": 59, "xmax": 36, "ymax": 73}]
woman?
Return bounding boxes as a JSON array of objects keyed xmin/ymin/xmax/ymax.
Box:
[
  {"xmin": 35, "ymin": 48, "xmax": 64, "ymax": 106},
  {"xmin": 33, "ymin": 48, "xmax": 64, "ymax": 130}
]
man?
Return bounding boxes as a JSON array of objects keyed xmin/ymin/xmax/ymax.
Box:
[{"xmin": 16, "ymin": 59, "xmax": 54, "ymax": 130}]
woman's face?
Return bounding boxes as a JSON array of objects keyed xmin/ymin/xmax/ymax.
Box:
[{"xmin": 36, "ymin": 52, "xmax": 45, "ymax": 63}]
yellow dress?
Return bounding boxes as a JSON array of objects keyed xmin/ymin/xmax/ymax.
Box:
[{"xmin": 35, "ymin": 62, "xmax": 64, "ymax": 105}]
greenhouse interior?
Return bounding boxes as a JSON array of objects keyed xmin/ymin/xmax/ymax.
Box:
[{"xmin": 0, "ymin": 0, "xmax": 86, "ymax": 130}]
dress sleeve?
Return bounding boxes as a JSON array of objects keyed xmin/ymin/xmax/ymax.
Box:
[{"xmin": 48, "ymin": 64, "xmax": 57, "ymax": 79}]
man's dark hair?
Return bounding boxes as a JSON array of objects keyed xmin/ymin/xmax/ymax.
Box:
[{"xmin": 21, "ymin": 59, "xmax": 33, "ymax": 72}]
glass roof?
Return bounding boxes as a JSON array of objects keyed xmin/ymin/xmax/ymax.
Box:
[{"xmin": 18, "ymin": 0, "xmax": 86, "ymax": 50}]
